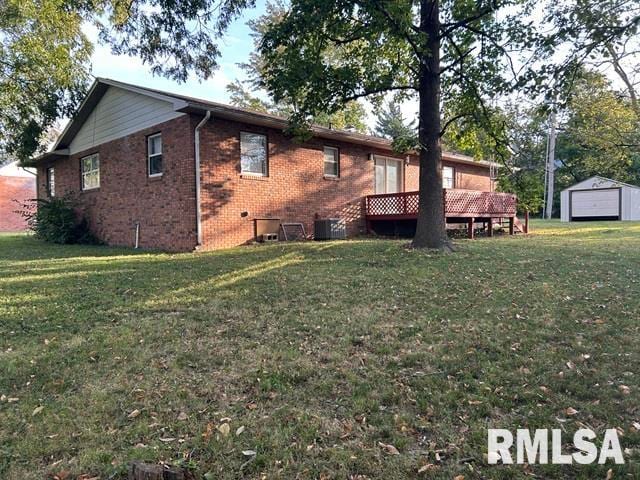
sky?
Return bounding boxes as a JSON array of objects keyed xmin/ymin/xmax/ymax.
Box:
[
  {"xmin": 81, "ymin": 2, "xmax": 633, "ymax": 134},
  {"xmin": 86, "ymin": 2, "xmax": 268, "ymax": 105},
  {"xmin": 83, "ymin": 1, "xmax": 414, "ymax": 130}
]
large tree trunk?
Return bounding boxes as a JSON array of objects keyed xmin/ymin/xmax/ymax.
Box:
[{"xmin": 413, "ymin": 0, "xmax": 448, "ymax": 249}]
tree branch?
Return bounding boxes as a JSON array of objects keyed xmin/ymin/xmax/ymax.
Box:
[
  {"xmin": 439, "ymin": 1, "xmax": 500, "ymax": 39},
  {"xmin": 342, "ymin": 84, "xmax": 418, "ymax": 103},
  {"xmin": 440, "ymin": 113, "xmax": 469, "ymax": 137}
]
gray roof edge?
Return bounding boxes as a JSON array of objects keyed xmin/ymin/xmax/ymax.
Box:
[
  {"xmin": 561, "ymin": 175, "xmax": 640, "ymax": 192},
  {"xmin": 33, "ymin": 77, "xmax": 498, "ymax": 169}
]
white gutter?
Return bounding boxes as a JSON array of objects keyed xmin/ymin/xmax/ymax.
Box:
[{"xmin": 194, "ymin": 111, "xmax": 211, "ymax": 247}]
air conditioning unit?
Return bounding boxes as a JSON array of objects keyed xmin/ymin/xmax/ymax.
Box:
[{"xmin": 314, "ymin": 218, "xmax": 346, "ymax": 240}]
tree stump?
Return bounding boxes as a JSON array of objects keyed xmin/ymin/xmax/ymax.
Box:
[{"xmin": 128, "ymin": 462, "xmax": 192, "ymax": 480}]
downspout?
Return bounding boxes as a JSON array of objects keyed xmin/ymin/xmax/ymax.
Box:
[{"xmin": 194, "ymin": 110, "xmax": 211, "ymax": 248}]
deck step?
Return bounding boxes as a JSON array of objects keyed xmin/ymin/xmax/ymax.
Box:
[
  {"xmin": 496, "ymin": 216, "xmax": 527, "ymax": 234},
  {"xmin": 513, "ymin": 216, "xmax": 526, "ymax": 233}
]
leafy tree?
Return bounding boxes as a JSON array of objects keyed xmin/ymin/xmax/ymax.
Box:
[
  {"xmin": 255, "ymin": 1, "xmax": 555, "ymax": 249},
  {"xmin": 442, "ymin": 105, "xmax": 511, "ymax": 162},
  {"xmin": 498, "ymin": 71, "xmax": 640, "ymax": 216},
  {"xmin": 226, "ymin": 1, "xmax": 367, "ymax": 132},
  {"xmin": 0, "ymin": 0, "xmax": 91, "ymax": 162},
  {"xmin": 498, "ymin": 170, "xmax": 545, "ymax": 214},
  {"xmin": 373, "ymin": 99, "xmax": 416, "ymax": 138},
  {"xmin": 550, "ymin": 1, "xmax": 640, "ymax": 116},
  {"xmin": 555, "ymin": 71, "xmax": 640, "ymax": 187},
  {"xmin": 1, "ymin": 0, "xmax": 255, "ymax": 163}
]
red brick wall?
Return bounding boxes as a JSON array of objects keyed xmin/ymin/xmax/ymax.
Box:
[
  {"xmin": 198, "ymin": 118, "xmax": 408, "ymax": 249},
  {"xmin": 36, "ymin": 116, "xmax": 198, "ymax": 251},
  {"xmin": 198, "ymin": 119, "xmax": 493, "ymax": 249},
  {"xmin": 0, "ymin": 175, "xmax": 36, "ymax": 231},
  {"xmin": 404, "ymin": 158, "xmax": 494, "ymax": 191}
]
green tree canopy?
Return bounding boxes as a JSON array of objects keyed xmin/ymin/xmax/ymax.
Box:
[
  {"xmin": 556, "ymin": 71, "xmax": 640, "ymax": 186},
  {"xmin": 373, "ymin": 99, "xmax": 415, "ymax": 137},
  {"xmin": 0, "ymin": 0, "xmax": 91, "ymax": 161},
  {"xmin": 226, "ymin": 1, "xmax": 367, "ymax": 132},
  {"xmin": 1, "ymin": 0, "xmax": 255, "ymax": 163}
]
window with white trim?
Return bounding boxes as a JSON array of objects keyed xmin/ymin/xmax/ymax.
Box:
[
  {"xmin": 443, "ymin": 166, "xmax": 455, "ymax": 189},
  {"xmin": 81, "ymin": 154, "xmax": 100, "ymax": 190},
  {"xmin": 147, "ymin": 133, "xmax": 163, "ymax": 176},
  {"xmin": 47, "ymin": 167, "xmax": 55, "ymax": 197},
  {"xmin": 240, "ymin": 132, "xmax": 268, "ymax": 176},
  {"xmin": 323, "ymin": 146, "xmax": 339, "ymax": 177}
]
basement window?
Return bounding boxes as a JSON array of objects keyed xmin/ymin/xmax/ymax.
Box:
[
  {"xmin": 240, "ymin": 132, "xmax": 268, "ymax": 176},
  {"xmin": 323, "ymin": 146, "xmax": 340, "ymax": 177},
  {"xmin": 443, "ymin": 166, "xmax": 455, "ymax": 189},
  {"xmin": 147, "ymin": 133, "xmax": 163, "ymax": 177},
  {"xmin": 47, "ymin": 167, "xmax": 55, "ymax": 197},
  {"xmin": 81, "ymin": 154, "xmax": 100, "ymax": 190}
]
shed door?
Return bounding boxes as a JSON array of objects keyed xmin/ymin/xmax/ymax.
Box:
[{"xmin": 570, "ymin": 188, "xmax": 620, "ymax": 220}]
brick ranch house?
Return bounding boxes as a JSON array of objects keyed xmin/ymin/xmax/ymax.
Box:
[{"xmin": 30, "ymin": 78, "xmax": 516, "ymax": 251}]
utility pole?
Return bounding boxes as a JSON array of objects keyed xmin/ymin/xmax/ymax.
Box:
[{"xmin": 545, "ymin": 112, "xmax": 557, "ymax": 219}]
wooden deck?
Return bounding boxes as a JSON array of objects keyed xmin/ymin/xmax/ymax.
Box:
[{"xmin": 365, "ymin": 189, "xmax": 524, "ymax": 238}]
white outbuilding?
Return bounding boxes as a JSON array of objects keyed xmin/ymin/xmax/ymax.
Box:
[{"xmin": 561, "ymin": 176, "xmax": 640, "ymax": 222}]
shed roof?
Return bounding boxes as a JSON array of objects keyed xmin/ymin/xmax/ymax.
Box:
[{"xmin": 561, "ymin": 176, "xmax": 640, "ymax": 192}]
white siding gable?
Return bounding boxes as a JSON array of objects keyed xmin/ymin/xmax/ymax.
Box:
[{"xmin": 69, "ymin": 86, "xmax": 184, "ymax": 155}]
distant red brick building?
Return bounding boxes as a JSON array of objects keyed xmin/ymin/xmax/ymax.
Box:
[
  {"xmin": 30, "ymin": 78, "xmax": 500, "ymax": 251},
  {"xmin": 0, "ymin": 162, "xmax": 36, "ymax": 232}
]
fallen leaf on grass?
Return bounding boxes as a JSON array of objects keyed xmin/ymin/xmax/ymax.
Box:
[
  {"xmin": 632, "ymin": 422, "xmax": 640, "ymax": 431},
  {"xmin": 417, "ymin": 463, "xmax": 437, "ymax": 473},
  {"xmin": 159, "ymin": 437, "xmax": 176, "ymax": 442},
  {"xmin": 52, "ymin": 471, "xmax": 70, "ymax": 480},
  {"xmin": 619, "ymin": 385, "xmax": 630, "ymax": 395},
  {"xmin": 566, "ymin": 407, "xmax": 579, "ymax": 416},
  {"xmin": 236, "ymin": 425, "xmax": 245, "ymax": 436},
  {"xmin": 32, "ymin": 405, "xmax": 44, "ymax": 416},
  {"xmin": 177, "ymin": 412, "xmax": 188, "ymax": 421},
  {"xmin": 454, "ymin": 476, "xmax": 465, "ymax": 480},
  {"xmin": 378, "ymin": 442, "xmax": 400, "ymax": 455},
  {"xmin": 127, "ymin": 409, "xmax": 140, "ymax": 419},
  {"xmin": 218, "ymin": 423, "xmax": 230, "ymax": 436},
  {"xmin": 606, "ymin": 468, "xmax": 613, "ymax": 479},
  {"xmin": 242, "ymin": 450, "xmax": 256, "ymax": 456},
  {"xmin": 202, "ymin": 423, "xmax": 215, "ymax": 439}
]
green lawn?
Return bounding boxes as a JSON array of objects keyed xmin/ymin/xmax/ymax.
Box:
[{"xmin": 1, "ymin": 221, "xmax": 640, "ymax": 479}]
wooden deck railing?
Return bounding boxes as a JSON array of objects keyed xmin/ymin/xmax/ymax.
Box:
[{"xmin": 365, "ymin": 189, "xmax": 517, "ymax": 219}]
